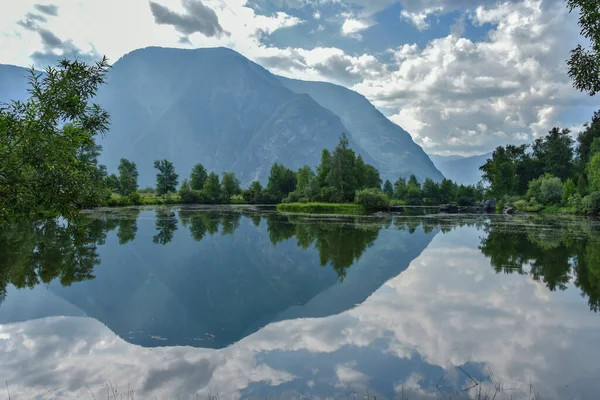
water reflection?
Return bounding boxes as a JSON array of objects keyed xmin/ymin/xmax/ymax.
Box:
[
  {"xmin": 479, "ymin": 216, "xmax": 600, "ymax": 312},
  {"xmin": 1, "ymin": 210, "xmax": 600, "ymax": 399}
]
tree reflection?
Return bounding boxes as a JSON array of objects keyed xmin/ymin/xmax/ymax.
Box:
[
  {"xmin": 266, "ymin": 215, "xmax": 382, "ymax": 281},
  {"xmin": 117, "ymin": 209, "xmax": 141, "ymax": 245},
  {"xmin": 0, "ymin": 216, "xmax": 119, "ymax": 305},
  {"xmin": 479, "ymin": 218, "xmax": 600, "ymax": 312},
  {"xmin": 153, "ymin": 209, "xmax": 178, "ymax": 245}
]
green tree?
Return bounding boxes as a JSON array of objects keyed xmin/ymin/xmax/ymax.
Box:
[
  {"xmin": 480, "ymin": 145, "xmax": 533, "ymax": 198},
  {"xmin": 118, "ymin": 158, "xmax": 138, "ymax": 196},
  {"xmin": 354, "ymin": 155, "xmax": 368, "ymax": 189},
  {"xmin": 296, "ymin": 165, "xmax": 316, "ymax": 194},
  {"xmin": 532, "ymin": 127, "xmax": 574, "ymax": 181},
  {"xmin": 577, "ymin": 111, "xmax": 600, "ymax": 166},
  {"xmin": 0, "ymin": 57, "xmax": 111, "ymax": 222},
  {"xmin": 588, "ymin": 152, "xmax": 600, "ymax": 192},
  {"xmin": 363, "ymin": 164, "xmax": 382, "ymax": 190},
  {"xmin": 154, "ymin": 160, "xmax": 179, "ymax": 195},
  {"xmin": 267, "ymin": 163, "xmax": 297, "ymax": 201},
  {"xmin": 439, "ymin": 178, "xmax": 456, "ymax": 204},
  {"xmin": 222, "ymin": 172, "xmax": 241, "ymax": 201},
  {"xmin": 422, "ymin": 178, "xmax": 441, "ymax": 204},
  {"xmin": 317, "ymin": 149, "xmax": 332, "ymax": 188},
  {"xmin": 204, "ymin": 172, "xmax": 222, "ymax": 203},
  {"xmin": 180, "ymin": 178, "xmax": 191, "ymax": 191},
  {"xmin": 383, "ymin": 180, "xmax": 394, "ymax": 198},
  {"xmin": 327, "ymin": 133, "xmax": 358, "ymax": 201},
  {"xmin": 566, "ymin": 0, "xmax": 600, "ymax": 95},
  {"xmin": 107, "ymin": 174, "xmax": 121, "ymax": 193},
  {"xmin": 563, "ymin": 178, "xmax": 578, "ymax": 204},
  {"xmin": 243, "ymin": 181, "xmax": 263, "ymax": 204},
  {"xmin": 190, "ymin": 163, "xmax": 208, "ymax": 191},
  {"xmin": 393, "ymin": 178, "xmax": 407, "ymax": 200},
  {"xmin": 406, "ymin": 175, "xmax": 423, "ymax": 205}
]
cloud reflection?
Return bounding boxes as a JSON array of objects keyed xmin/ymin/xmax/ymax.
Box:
[{"xmin": 0, "ymin": 220, "xmax": 599, "ymax": 399}]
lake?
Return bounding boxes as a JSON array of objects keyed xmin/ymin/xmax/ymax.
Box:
[{"xmin": 0, "ymin": 207, "xmax": 599, "ymax": 399}]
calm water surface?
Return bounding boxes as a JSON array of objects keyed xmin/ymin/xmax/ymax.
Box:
[{"xmin": 1, "ymin": 207, "xmax": 599, "ymax": 399}]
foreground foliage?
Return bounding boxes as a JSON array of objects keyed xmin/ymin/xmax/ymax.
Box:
[{"xmin": 0, "ymin": 58, "xmax": 111, "ymax": 223}]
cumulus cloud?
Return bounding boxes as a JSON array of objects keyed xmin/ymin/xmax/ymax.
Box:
[
  {"xmin": 352, "ymin": 0, "xmax": 593, "ymax": 153},
  {"xmin": 149, "ymin": 0, "xmax": 227, "ymax": 42}
]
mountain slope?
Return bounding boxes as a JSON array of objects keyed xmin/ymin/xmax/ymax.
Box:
[
  {"xmin": 279, "ymin": 77, "xmax": 444, "ymax": 182},
  {"xmin": 430, "ymin": 152, "xmax": 493, "ymax": 185},
  {"xmin": 0, "ymin": 47, "xmax": 442, "ymax": 186}
]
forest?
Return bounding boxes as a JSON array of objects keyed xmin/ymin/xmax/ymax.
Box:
[{"xmin": 480, "ymin": 111, "xmax": 600, "ymax": 214}]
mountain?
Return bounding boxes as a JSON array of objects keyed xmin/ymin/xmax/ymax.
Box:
[
  {"xmin": 429, "ymin": 152, "xmax": 493, "ymax": 186},
  {"xmin": 279, "ymin": 78, "xmax": 444, "ymax": 182},
  {"xmin": 0, "ymin": 47, "xmax": 442, "ymax": 186},
  {"xmin": 0, "ymin": 64, "xmax": 31, "ymax": 104}
]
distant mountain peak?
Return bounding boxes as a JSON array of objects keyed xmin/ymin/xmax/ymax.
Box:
[{"xmin": 1, "ymin": 46, "xmax": 443, "ymax": 185}]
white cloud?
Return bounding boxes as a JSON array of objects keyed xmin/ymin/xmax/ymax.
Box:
[
  {"xmin": 341, "ymin": 17, "xmax": 373, "ymax": 39},
  {"xmin": 353, "ymin": 0, "xmax": 593, "ymax": 153},
  {"xmin": 400, "ymin": 8, "xmax": 441, "ymax": 31}
]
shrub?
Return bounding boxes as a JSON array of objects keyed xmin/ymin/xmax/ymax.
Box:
[
  {"xmin": 562, "ymin": 178, "xmax": 577, "ymax": 204},
  {"xmin": 513, "ymin": 199, "xmax": 528, "ymax": 211},
  {"xmin": 180, "ymin": 189, "xmax": 201, "ymax": 204},
  {"xmin": 284, "ymin": 191, "xmax": 301, "ymax": 204},
  {"xmin": 259, "ymin": 191, "xmax": 279, "ymax": 204},
  {"xmin": 540, "ymin": 176, "xmax": 563, "ymax": 205},
  {"xmin": 354, "ymin": 188, "xmax": 390, "ymax": 210},
  {"xmin": 569, "ymin": 193, "xmax": 585, "ymax": 213},
  {"xmin": 315, "ymin": 187, "xmax": 344, "ymax": 203},
  {"xmin": 128, "ymin": 192, "xmax": 142, "ymax": 205},
  {"xmin": 582, "ymin": 192, "xmax": 600, "ymax": 214}
]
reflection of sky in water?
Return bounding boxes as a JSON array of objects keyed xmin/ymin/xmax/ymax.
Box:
[{"xmin": 0, "ymin": 217, "xmax": 599, "ymax": 399}]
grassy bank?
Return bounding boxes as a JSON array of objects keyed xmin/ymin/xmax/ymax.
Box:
[
  {"xmin": 106, "ymin": 193, "xmax": 182, "ymax": 207},
  {"xmin": 277, "ymin": 203, "xmax": 366, "ymax": 215}
]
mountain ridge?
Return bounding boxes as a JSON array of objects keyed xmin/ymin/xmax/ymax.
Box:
[{"xmin": 0, "ymin": 46, "xmax": 443, "ymax": 186}]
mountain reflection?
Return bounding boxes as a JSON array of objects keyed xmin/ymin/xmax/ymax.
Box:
[{"xmin": 0, "ymin": 207, "xmax": 438, "ymax": 348}]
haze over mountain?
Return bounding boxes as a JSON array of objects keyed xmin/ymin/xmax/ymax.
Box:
[
  {"xmin": 0, "ymin": 47, "xmax": 443, "ymax": 186},
  {"xmin": 430, "ymin": 152, "xmax": 493, "ymax": 186}
]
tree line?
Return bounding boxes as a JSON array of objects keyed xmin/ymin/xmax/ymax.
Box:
[
  {"xmin": 106, "ymin": 133, "xmax": 484, "ymax": 209},
  {"xmin": 480, "ymin": 110, "xmax": 600, "ymax": 214}
]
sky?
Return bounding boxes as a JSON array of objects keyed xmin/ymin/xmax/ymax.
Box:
[{"xmin": 0, "ymin": 0, "xmax": 598, "ymax": 156}]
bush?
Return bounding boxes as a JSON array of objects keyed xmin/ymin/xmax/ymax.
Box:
[
  {"xmin": 180, "ymin": 189, "xmax": 201, "ymax": 204},
  {"xmin": 582, "ymin": 192, "xmax": 600, "ymax": 214},
  {"xmin": 283, "ymin": 191, "xmax": 301, "ymax": 204},
  {"xmin": 513, "ymin": 199, "xmax": 528, "ymax": 211},
  {"xmin": 128, "ymin": 192, "xmax": 142, "ymax": 205},
  {"xmin": 315, "ymin": 187, "xmax": 344, "ymax": 203},
  {"xmin": 569, "ymin": 193, "xmax": 585, "ymax": 213},
  {"xmin": 354, "ymin": 188, "xmax": 390, "ymax": 210},
  {"xmin": 540, "ymin": 176, "xmax": 563, "ymax": 205}
]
